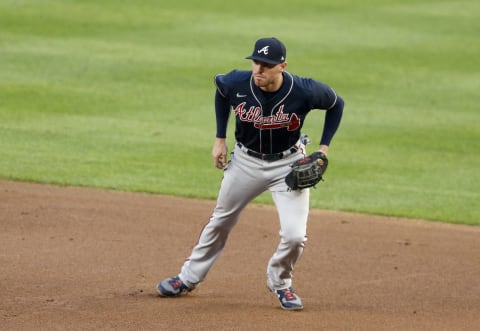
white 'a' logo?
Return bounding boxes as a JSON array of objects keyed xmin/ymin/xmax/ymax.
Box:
[{"xmin": 257, "ymin": 46, "xmax": 269, "ymax": 55}]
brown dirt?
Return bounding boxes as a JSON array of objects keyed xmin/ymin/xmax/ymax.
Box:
[{"xmin": 1, "ymin": 179, "xmax": 479, "ymax": 331}]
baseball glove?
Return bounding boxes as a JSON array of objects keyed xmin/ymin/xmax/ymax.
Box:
[{"xmin": 285, "ymin": 151, "xmax": 328, "ymax": 190}]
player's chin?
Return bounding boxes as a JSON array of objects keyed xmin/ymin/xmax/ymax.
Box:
[{"xmin": 253, "ymin": 77, "xmax": 265, "ymax": 86}]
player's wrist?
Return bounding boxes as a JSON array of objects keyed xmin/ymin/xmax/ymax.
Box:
[{"xmin": 318, "ymin": 144, "xmax": 329, "ymax": 155}]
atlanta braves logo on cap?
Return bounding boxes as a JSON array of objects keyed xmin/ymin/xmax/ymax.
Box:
[
  {"xmin": 246, "ymin": 37, "xmax": 287, "ymax": 65},
  {"xmin": 258, "ymin": 46, "xmax": 270, "ymax": 55}
]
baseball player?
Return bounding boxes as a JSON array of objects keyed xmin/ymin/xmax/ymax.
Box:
[{"xmin": 157, "ymin": 37, "xmax": 344, "ymax": 310}]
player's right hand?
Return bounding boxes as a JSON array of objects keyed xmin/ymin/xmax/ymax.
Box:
[{"xmin": 212, "ymin": 138, "xmax": 228, "ymax": 169}]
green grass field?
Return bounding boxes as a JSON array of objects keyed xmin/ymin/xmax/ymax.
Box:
[{"xmin": 1, "ymin": 0, "xmax": 479, "ymax": 225}]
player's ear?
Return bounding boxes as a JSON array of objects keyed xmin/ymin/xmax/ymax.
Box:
[{"xmin": 280, "ymin": 62, "xmax": 287, "ymax": 71}]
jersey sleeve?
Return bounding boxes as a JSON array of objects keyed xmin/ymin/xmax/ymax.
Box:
[
  {"xmin": 214, "ymin": 89, "xmax": 230, "ymax": 138},
  {"xmin": 305, "ymin": 78, "xmax": 339, "ymax": 110},
  {"xmin": 300, "ymin": 77, "xmax": 344, "ymax": 146},
  {"xmin": 320, "ymin": 95, "xmax": 344, "ymax": 145},
  {"xmin": 214, "ymin": 70, "xmax": 238, "ymax": 98},
  {"xmin": 213, "ymin": 70, "xmax": 238, "ymax": 138}
]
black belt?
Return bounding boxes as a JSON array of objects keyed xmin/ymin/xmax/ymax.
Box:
[{"xmin": 237, "ymin": 143, "xmax": 299, "ymax": 161}]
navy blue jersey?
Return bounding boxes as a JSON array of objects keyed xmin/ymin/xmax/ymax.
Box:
[{"xmin": 214, "ymin": 70, "xmax": 342, "ymax": 154}]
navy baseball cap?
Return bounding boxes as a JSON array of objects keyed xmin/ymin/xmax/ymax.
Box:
[{"xmin": 246, "ymin": 37, "xmax": 286, "ymax": 65}]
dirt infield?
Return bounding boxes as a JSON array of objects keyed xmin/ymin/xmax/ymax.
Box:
[{"xmin": 1, "ymin": 180, "xmax": 479, "ymax": 330}]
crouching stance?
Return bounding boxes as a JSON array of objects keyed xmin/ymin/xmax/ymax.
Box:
[{"xmin": 157, "ymin": 37, "xmax": 344, "ymax": 310}]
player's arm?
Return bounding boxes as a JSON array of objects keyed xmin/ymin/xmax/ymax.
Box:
[
  {"xmin": 212, "ymin": 89, "xmax": 230, "ymax": 169},
  {"xmin": 319, "ymin": 94, "xmax": 344, "ymax": 155},
  {"xmin": 304, "ymin": 78, "xmax": 344, "ymax": 155}
]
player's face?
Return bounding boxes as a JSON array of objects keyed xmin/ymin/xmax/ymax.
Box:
[{"xmin": 251, "ymin": 60, "xmax": 287, "ymax": 92}]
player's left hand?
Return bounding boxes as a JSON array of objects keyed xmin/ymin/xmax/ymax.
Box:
[{"xmin": 318, "ymin": 144, "xmax": 329, "ymax": 156}]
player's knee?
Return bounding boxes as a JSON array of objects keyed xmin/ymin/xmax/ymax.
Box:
[{"xmin": 282, "ymin": 234, "xmax": 307, "ymax": 247}]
